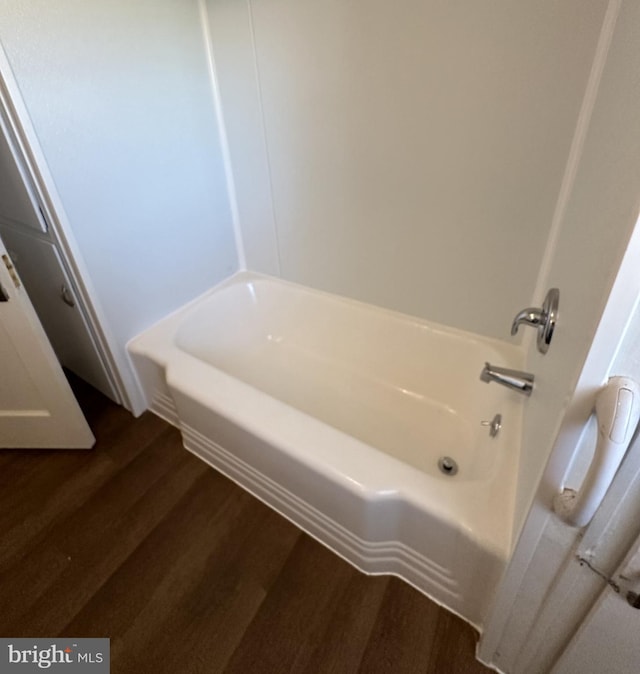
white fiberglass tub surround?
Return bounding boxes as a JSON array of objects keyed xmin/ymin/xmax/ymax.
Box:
[{"xmin": 128, "ymin": 273, "xmax": 523, "ymax": 626}]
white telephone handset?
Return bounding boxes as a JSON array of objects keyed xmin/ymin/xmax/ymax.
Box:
[{"xmin": 554, "ymin": 376, "xmax": 640, "ymax": 527}]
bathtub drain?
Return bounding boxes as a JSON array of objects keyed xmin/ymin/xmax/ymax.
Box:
[{"xmin": 437, "ymin": 456, "xmax": 459, "ymax": 476}]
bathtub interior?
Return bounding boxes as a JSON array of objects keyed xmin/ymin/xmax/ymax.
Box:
[
  {"xmin": 128, "ymin": 271, "xmax": 525, "ymax": 627},
  {"xmin": 174, "ymin": 277, "xmax": 522, "ymax": 482}
]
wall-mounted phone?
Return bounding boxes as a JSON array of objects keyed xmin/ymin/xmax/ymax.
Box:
[{"xmin": 554, "ymin": 376, "xmax": 640, "ymax": 527}]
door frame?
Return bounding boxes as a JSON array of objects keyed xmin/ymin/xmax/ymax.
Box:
[
  {"xmin": 479, "ymin": 215, "xmax": 640, "ymax": 671},
  {"xmin": 551, "ymin": 522, "xmax": 640, "ymax": 673},
  {"xmin": 0, "ymin": 44, "xmax": 134, "ymax": 411}
]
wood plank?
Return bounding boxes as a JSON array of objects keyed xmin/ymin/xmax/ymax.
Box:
[
  {"xmin": 426, "ymin": 608, "xmax": 491, "ymax": 674},
  {"xmin": 223, "ymin": 535, "xmax": 359, "ymax": 674},
  {"xmin": 0, "ymin": 377, "xmax": 490, "ymax": 673},
  {"xmin": 0, "ymin": 410, "xmax": 166, "ymax": 555},
  {"xmin": 104, "ymin": 493, "xmax": 301, "ymax": 673},
  {"xmin": 301, "ymin": 573, "xmax": 390, "ymax": 674},
  {"xmin": 358, "ymin": 577, "xmax": 441, "ymax": 673},
  {"xmin": 0, "ymin": 429, "xmax": 206, "ymax": 634}
]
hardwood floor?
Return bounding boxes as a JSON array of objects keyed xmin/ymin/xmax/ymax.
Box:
[{"xmin": 0, "ymin": 378, "xmax": 490, "ymax": 673}]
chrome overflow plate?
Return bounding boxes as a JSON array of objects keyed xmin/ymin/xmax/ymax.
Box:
[{"xmin": 481, "ymin": 413, "xmax": 502, "ymax": 438}]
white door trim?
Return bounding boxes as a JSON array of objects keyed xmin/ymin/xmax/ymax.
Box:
[{"xmin": 0, "ymin": 43, "xmax": 138, "ymax": 412}]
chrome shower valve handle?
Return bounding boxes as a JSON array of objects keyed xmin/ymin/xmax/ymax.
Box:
[{"xmin": 511, "ymin": 288, "xmax": 559, "ymax": 354}]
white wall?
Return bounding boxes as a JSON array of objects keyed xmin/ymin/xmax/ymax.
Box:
[
  {"xmin": 0, "ymin": 0, "xmax": 238, "ymax": 409},
  {"xmin": 206, "ymin": 0, "xmax": 608, "ymax": 339}
]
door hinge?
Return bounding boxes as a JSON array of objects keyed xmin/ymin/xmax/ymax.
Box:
[
  {"xmin": 579, "ymin": 556, "xmax": 640, "ymax": 610},
  {"xmin": 2, "ymin": 253, "xmax": 21, "ymax": 289},
  {"xmin": 577, "ymin": 555, "xmax": 620, "ymax": 593}
]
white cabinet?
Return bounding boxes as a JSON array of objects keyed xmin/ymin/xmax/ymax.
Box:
[
  {"xmin": 0, "ymin": 99, "xmax": 119, "ymax": 403},
  {"xmin": 0, "ymin": 225, "xmax": 117, "ymax": 399},
  {"xmin": 0, "ymin": 236, "xmax": 94, "ymax": 449},
  {"xmin": 0, "ymin": 113, "xmax": 46, "ymax": 233}
]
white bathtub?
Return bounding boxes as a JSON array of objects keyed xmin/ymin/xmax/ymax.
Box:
[{"xmin": 128, "ymin": 272, "xmax": 523, "ymax": 626}]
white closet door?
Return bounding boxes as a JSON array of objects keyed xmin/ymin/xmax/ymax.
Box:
[{"xmin": 0, "ymin": 238, "xmax": 94, "ymax": 449}]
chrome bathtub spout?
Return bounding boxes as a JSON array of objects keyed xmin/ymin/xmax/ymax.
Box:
[{"xmin": 480, "ymin": 362, "xmax": 534, "ymax": 396}]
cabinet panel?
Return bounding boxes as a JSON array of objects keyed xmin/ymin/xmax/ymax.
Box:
[
  {"xmin": 0, "ymin": 114, "xmax": 46, "ymax": 232},
  {"xmin": 0, "ymin": 224, "xmax": 117, "ymax": 401}
]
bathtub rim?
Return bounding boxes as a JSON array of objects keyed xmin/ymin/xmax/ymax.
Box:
[{"xmin": 130, "ymin": 270, "xmax": 526, "ymax": 360}]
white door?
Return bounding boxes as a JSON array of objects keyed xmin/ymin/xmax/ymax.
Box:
[
  {"xmin": 0, "ymin": 239, "xmax": 94, "ymax": 448},
  {"xmin": 552, "ymin": 535, "xmax": 640, "ymax": 674}
]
